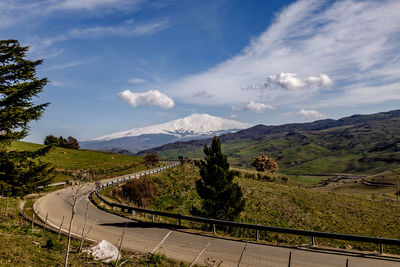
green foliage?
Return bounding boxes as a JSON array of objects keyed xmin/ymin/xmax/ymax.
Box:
[
  {"xmin": 0, "ymin": 147, "xmax": 53, "ymax": 196},
  {"xmin": 0, "ymin": 40, "xmax": 52, "ymax": 196},
  {"xmin": 194, "ymin": 137, "xmax": 245, "ymax": 221},
  {"xmin": 0, "ymin": 39, "xmax": 49, "ymax": 145},
  {"xmin": 44, "ymin": 135, "xmax": 80, "ymax": 149},
  {"xmin": 147, "ymin": 253, "xmax": 166, "ymax": 265},
  {"xmin": 144, "ymin": 152, "xmax": 160, "ymax": 167}
]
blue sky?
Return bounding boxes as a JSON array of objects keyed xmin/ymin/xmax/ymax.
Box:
[{"xmin": 1, "ymin": 0, "xmax": 399, "ymax": 143}]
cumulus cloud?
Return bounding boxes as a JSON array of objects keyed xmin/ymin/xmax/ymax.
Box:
[
  {"xmin": 118, "ymin": 90, "xmax": 174, "ymax": 109},
  {"xmin": 264, "ymin": 72, "xmax": 332, "ymax": 91},
  {"xmin": 296, "ymin": 109, "xmax": 324, "ymax": 119},
  {"xmin": 233, "ymin": 101, "xmax": 275, "ymax": 112},
  {"xmin": 164, "ymin": 0, "xmax": 400, "ymax": 108}
]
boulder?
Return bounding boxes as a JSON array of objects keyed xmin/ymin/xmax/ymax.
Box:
[{"xmin": 84, "ymin": 240, "xmax": 120, "ymax": 263}]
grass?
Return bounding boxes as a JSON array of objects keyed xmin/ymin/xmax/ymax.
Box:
[
  {"xmin": 9, "ymin": 141, "xmax": 147, "ymax": 183},
  {"xmin": 102, "ymin": 164, "xmax": 400, "ymax": 254},
  {"xmin": 0, "ymin": 197, "xmax": 190, "ymax": 266}
]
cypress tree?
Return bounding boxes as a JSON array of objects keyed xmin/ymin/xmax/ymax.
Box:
[
  {"xmin": 0, "ymin": 39, "xmax": 53, "ymax": 196},
  {"xmin": 194, "ymin": 136, "xmax": 245, "ymax": 221}
]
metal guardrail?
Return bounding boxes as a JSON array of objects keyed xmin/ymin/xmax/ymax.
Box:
[{"xmin": 93, "ymin": 162, "xmax": 400, "ymax": 252}]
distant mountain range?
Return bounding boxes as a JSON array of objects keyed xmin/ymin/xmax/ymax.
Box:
[
  {"xmin": 80, "ymin": 113, "xmax": 251, "ymax": 153},
  {"xmin": 138, "ymin": 109, "xmax": 400, "ymax": 175}
]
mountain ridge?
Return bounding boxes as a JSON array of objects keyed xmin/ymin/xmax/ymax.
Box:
[{"xmin": 137, "ymin": 109, "xmax": 400, "ymax": 175}]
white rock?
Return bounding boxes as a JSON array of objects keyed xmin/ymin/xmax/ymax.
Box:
[{"xmin": 84, "ymin": 240, "xmax": 120, "ymax": 263}]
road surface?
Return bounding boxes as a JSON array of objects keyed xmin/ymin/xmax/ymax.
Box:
[{"xmin": 34, "ymin": 167, "xmax": 400, "ymax": 266}]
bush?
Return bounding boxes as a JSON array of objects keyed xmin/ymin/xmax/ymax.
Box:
[
  {"xmin": 252, "ymin": 155, "xmax": 279, "ymax": 172},
  {"xmin": 120, "ymin": 179, "xmax": 158, "ymax": 207},
  {"xmin": 147, "ymin": 253, "xmax": 166, "ymax": 265}
]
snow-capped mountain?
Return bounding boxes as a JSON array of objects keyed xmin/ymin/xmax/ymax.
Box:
[{"xmin": 81, "ymin": 114, "xmax": 252, "ymax": 153}]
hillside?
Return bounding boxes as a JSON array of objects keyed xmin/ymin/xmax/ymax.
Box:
[
  {"xmin": 104, "ymin": 164, "xmax": 400, "ymax": 253},
  {"xmin": 10, "ymin": 141, "xmax": 146, "ymax": 183},
  {"xmin": 139, "ymin": 109, "xmax": 400, "ymax": 175}
]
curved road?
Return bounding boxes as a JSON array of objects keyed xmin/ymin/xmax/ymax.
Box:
[{"xmin": 34, "ymin": 166, "xmax": 399, "ymax": 266}]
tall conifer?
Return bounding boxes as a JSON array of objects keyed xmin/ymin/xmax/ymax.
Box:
[
  {"xmin": 0, "ymin": 39, "xmax": 53, "ymax": 196},
  {"xmin": 195, "ymin": 136, "xmax": 245, "ymax": 221}
]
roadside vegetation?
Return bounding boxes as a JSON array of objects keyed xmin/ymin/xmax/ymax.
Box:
[
  {"xmin": 0, "ymin": 196, "xmax": 189, "ymax": 266},
  {"xmin": 102, "ymin": 163, "xmax": 400, "ymax": 254}
]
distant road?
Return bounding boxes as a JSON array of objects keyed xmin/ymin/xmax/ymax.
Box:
[{"xmin": 34, "ymin": 167, "xmax": 400, "ymax": 266}]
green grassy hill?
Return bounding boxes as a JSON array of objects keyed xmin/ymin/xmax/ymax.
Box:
[
  {"xmin": 10, "ymin": 141, "xmax": 146, "ymax": 183},
  {"xmin": 105, "ymin": 164, "xmax": 400, "ymax": 253},
  {"xmin": 140, "ymin": 110, "xmax": 400, "ymax": 175}
]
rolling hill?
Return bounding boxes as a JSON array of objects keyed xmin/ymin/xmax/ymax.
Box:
[{"xmin": 138, "ymin": 109, "xmax": 400, "ymax": 175}]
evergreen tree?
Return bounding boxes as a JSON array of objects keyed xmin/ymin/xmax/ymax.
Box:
[
  {"xmin": 194, "ymin": 136, "xmax": 245, "ymax": 221},
  {"xmin": 0, "ymin": 39, "xmax": 53, "ymax": 196}
]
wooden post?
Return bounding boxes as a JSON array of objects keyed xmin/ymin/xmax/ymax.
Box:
[{"xmin": 58, "ymin": 216, "xmax": 65, "ymax": 238}]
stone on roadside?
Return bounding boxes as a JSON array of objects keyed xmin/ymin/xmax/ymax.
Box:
[{"xmin": 84, "ymin": 240, "xmax": 120, "ymax": 263}]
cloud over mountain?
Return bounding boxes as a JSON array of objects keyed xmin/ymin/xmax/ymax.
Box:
[{"xmin": 118, "ymin": 90, "xmax": 174, "ymax": 109}]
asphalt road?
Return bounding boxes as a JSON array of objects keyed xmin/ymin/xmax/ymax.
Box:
[{"xmin": 34, "ymin": 167, "xmax": 400, "ymax": 266}]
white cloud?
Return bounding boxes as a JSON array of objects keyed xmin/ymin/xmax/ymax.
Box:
[
  {"xmin": 49, "ymin": 0, "xmax": 142, "ymax": 11},
  {"xmin": 128, "ymin": 78, "xmax": 146, "ymax": 84},
  {"xmin": 296, "ymin": 109, "xmax": 324, "ymax": 119},
  {"xmin": 164, "ymin": 0, "xmax": 400, "ymax": 108},
  {"xmin": 70, "ymin": 19, "xmax": 169, "ymax": 38},
  {"xmin": 233, "ymin": 101, "xmax": 275, "ymax": 112},
  {"xmin": 118, "ymin": 90, "xmax": 174, "ymax": 109},
  {"xmin": 263, "ymin": 72, "xmax": 332, "ymax": 91}
]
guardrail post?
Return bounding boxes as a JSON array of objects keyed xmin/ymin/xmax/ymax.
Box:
[
  {"xmin": 152, "ymin": 214, "xmax": 155, "ymax": 222},
  {"xmin": 131, "ymin": 210, "xmax": 135, "ymax": 216},
  {"xmin": 178, "ymin": 215, "xmax": 181, "ymax": 227},
  {"xmin": 311, "ymin": 229, "xmax": 315, "ymax": 246},
  {"xmin": 256, "ymin": 229, "xmax": 259, "ymax": 241},
  {"xmin": 380, "ymin": 238, "xmax": 384, "ymax": 254},
  {"xmin": 212, "ymin": 224, "xmax": 216, "ymax": 234}
]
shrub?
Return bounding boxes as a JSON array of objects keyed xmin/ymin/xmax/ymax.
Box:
[
  {"xmin": 121, "ymin": 179, "xmax": 158, "ymax": 207},
  {"xmin": 252, "ymin": 155, "xmax": 279, "ymax": 173}
]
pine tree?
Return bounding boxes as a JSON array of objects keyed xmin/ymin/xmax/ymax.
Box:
[
  {"xmin": 0, "ymin": 39, "xmax": 53, "ymax": 196},
  {"xmin": 194, "ymin": 136, "xmax": 245, "ymax": 221}
]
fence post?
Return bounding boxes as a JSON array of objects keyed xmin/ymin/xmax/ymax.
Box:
[{"xmin": 311, "ymin": 230, "xmax": 315, "ymax": 246}]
